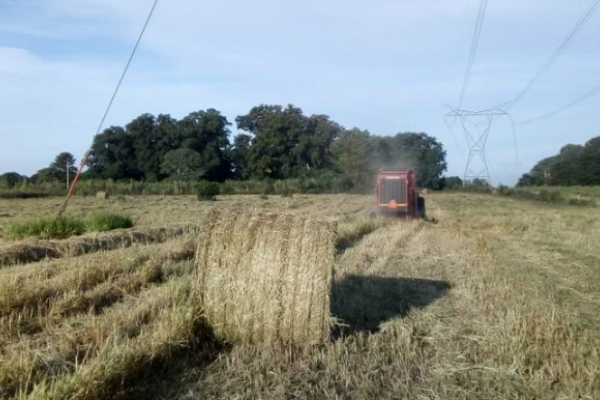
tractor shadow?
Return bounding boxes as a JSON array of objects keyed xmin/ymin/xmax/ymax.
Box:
[{"xmin": 331, "ymin": 274, "xmax": 451, "ymax": 337}]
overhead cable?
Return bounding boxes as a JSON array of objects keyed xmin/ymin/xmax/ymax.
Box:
[
  {"xmin": 520, "ymin": 83, "xmax": 600, "ymax": 125},
  {"xmin": 57, "ymin": 0, "xmax": 161, "ymax": 218},
  {"xmin": 500, "ymin": 0, "xmax": 600, "ymax": 110},
  {"xmin": 457, "ymin": 0, "xmax": 489, "ymax": 109}
]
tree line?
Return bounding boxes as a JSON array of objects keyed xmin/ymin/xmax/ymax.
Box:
[
  {"xmin": 518, "ymin": 135, "xmax": 600, "ymax": 186},
  {"xmin": 1, "ymin": 105, "xmax": 449, "ymax": 191}
]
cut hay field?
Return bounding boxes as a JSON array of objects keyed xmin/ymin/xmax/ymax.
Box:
[{"xmin": 0, "ymin": 193, "xmax": 599, "ymax": 400}]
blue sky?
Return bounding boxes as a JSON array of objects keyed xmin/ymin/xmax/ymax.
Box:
[{"xmin": 1, "ymin": 0, "xmax": 598, "ymax": 185}]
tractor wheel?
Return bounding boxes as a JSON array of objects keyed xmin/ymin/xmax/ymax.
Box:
[{"xmin": 417, "ymin": 196, "xmax": 426, "ymax": 219}]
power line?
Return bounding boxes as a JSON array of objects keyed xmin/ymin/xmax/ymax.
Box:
[
  {"xmin": 520, "ymin": 83, "xmax": 600, "ymax": 125},
  {"xmin": 57, "ymin": 0, "xmax": 160, "ymax": 218},
  {"xmin": 446, "ymin": 0, "xmax": 489, "ymax": 166},
  {"xmin": 94, "ymin": 0, "xmax": 160, "ymax": 142},
  {"xmin": 458, "ymin": 0, "xmax": 489, "ymax": 110},
  {"xmin": 499, "ymin": 0, "xmax": 600, "ymax": 110}
]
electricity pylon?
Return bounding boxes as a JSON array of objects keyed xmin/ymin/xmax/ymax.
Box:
[{"xmin": 446, "ymin": 107, "xmax": 510, "ymax": 185}]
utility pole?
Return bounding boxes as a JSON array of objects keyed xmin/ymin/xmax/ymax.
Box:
[{"xmin": 66, "ymin": 160, "xmax": 70, "ymax": 189}]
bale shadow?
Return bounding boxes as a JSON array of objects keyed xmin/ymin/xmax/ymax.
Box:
[
  {"xmin": 118, "ymin": 318, "xmax": 227, "ymax": 400},
  {"xmin": 331, "ymin": 274, "xmax": 451, "ymax": 337}
]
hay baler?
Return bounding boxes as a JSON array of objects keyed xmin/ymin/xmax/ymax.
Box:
[{"xmin": 375, "ymin": 169, "xmax": 425, "ymax": 218}]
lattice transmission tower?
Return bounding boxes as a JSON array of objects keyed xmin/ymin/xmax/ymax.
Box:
[{"xmin": 446, "ymin": 107, "xmax": 510, "ymax": 184}]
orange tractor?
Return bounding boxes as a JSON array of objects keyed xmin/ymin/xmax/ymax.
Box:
[{"xmin": 375, "ymin": 169, "xmax": 425, "ymax": 218}]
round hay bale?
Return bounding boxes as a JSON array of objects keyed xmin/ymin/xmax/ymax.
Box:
[
  {"xmin": 96, "ymin": 191, "xmax": 109, "ymax": 200},
  {"xmin": 195, "ymin": 211, "xmax": 335, "ymax": 346}
]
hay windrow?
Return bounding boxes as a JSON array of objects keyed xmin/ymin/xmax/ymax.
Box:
[
  {"xmin": 0, "ymin": 225, "xmax": 198, "ymax": 267},
  {"xmin": 0, "ymin": 278, "xmax": 194, "ymax": 400},
  {"xmin": 195, "ymin": 211, "xmax": 336, "ymax": 346}
]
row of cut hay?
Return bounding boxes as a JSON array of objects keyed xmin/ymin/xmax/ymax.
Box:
[
  {"xmin": 0, "ymin": 225, "xmax": 197, "ymax": 267},
  {"xmin": 24, "ymin": 299, "xmax": 202, "ymax": 400},
  {"xmin": 0, "ymin": 277, "xmax": 194, "ymax": 399},
  {"xmin": 1, "ymin": 211, "xmax": 337, "ymax": 398},
  {"xmin": 335, "ymin": 215, "xmax": 391, "ymax": 252},
  {"xmin": 0, "ymin": 240, "xmax": 196, "ymax": 342},
  {"xmin": 195, "ymin": 211, "xmax": 336, "ymax": 346}
]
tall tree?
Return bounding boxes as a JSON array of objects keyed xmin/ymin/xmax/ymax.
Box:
[
  {"xmin": 178, "ymin": 109, "xmax": 232, "ymax": 181},
  {"xmin": 331, "ymin": 131, "xmax": 447, "ymax": 190},
  {"xmin": 444, "ymin": 176, "xmax": 463, "ymax": 190},
  {"xmin": 128, "ymin": 114, "xmax": 163, "ymax": 181},
  {"xmin": 236, "ymin": 105, "xmax": 341, "ymax": 179},
  {"xmin": 51, "ymin": 153, "xmax": 77, "ymax": 177},
  {"xmin": 87, "ymin": 127, "xmax": 141, "ymax": 180},
  {"xmin": 0, "ymin": 172, "xmax": 27, "ymax": 188},
  {"xmin": 518, "ymin": 135, "xmax": 600, "ymax": 186},
  {"xmin": 237, "ymin": 105, "xmax": 305, "ymax": 179},
  {"xmin": 160, "ymin": 148, "xmax": 205, "ymax": 181},
  {"xmin": 293, "ymin": 115, "xmax": 341, "ymax": 173},
  {"xmin": 579, "ymin": 137, "xmax": 600, "ymax": 185},
  {"xmin": 518, "ymin": 156, "xmax": 558, "ymax": 186},
  {"xmin": 551, "ymin": 144, "xmax": 584, "ymax": 185},
  {"xmin": 331, "ymin": 128, "xmax": 375, "ymax": 189},
  {"xmin": 230, "ymin": 134, "xmax": 253, "ymax": 179},
  {"xmin": 383, "ymin": 133, "xmax": 447, "ymax": 189},
  {"xmin": 35, "ymin": 152, "xmax": 77, "ymax": 182}
]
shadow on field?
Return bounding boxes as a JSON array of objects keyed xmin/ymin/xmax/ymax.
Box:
[
  {"xmin": 119, "ymin": 320, "xmax": 227, "ymax": 400},
  {"xmin": 331, "ymin": 274, "xmax": 450, "ymax": 336}
]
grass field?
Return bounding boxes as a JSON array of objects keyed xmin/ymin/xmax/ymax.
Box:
[{"xmin": 0, "ymin": 193, "xmax": 599, "ymax": 400}]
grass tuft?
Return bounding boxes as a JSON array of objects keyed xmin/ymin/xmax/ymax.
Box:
[
  {"xmin": 196, "ymin": 181, "xmax": 220, "ymax": 201},
  {"xmin": 5, "ymin": 214, "xmax": 135, "ymax": 241},
  {"xmin": 85, "ymin": 213, "xmax": 134, "ymax": 232},
  {"xmin": 6, "ymin": 216, "xmax": 86, "ymax": 240}
]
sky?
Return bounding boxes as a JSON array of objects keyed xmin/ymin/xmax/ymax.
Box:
[{"xmin": 0, "ymin": 0, "xmax": 599, "ymax": 185}]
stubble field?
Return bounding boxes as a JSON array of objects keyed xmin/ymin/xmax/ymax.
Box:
[{"xmin": 0, "ymin": 193, "xmax": 598, "ymax": 400}]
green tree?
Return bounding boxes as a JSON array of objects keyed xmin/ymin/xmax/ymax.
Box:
[
  {"xmin": 331, "ymin": 128, "xmax": 376, "ymax": 189},
  {"xmin": 88, "ymin": 127, "xmax": 141, "ymax": 180},
  {"xmin": 51, "ymin": 152, "xmax": 77, "ymax": 177},
  {"xmin": 551, "ymin": 144, "xmax": 584, "ymax": 185},
  {"xmin": 331, "ymin": 131, "xmax": 447, "ymax": 190},
  {"xmin": 35, "ymin": 152, "xmax": 77, "ymax": 182},
  {"xmin": 88, "ymin": 109, "xmax": 233, "ymax": 182},
  {"xmin": 0, "ymin": 172, "xmax": 27, "ymax": 188},
  {"xmin": 517, "ymin": 173, "xmax": 535, "ymax": 187},
  {"xmin": 292, "ymin": 115, "xmax": 341, "ymax": 173},
  {"xmin": 466, "ymin": 178, "xmax": 490, "ymax": 188},
  {"xmin": 579, "ymin": 137, "xmax": 600, "ymax": 185},
  {"xmin": 518, "ymin": 142, "xmax": 593, "ymax": 187},
  {"xmin": 178, "ymin": 109, "xmax": 233, "ymax": 181},
  {"xmin": 230, "ymin": 134, "xmax": 252, "ymax": 179},
  {"xmin": 376, "ymin": 133, "xmax": 447, "ymax": 189},
  {"xmin": 160, "ymin": 148, "xmax": 205, "ymax": 181},
  {"xmin": 518, "ymin": 156, "xmax": 558, "ymax": 186},
  {"xmin": 236, "ymin": 105, "xmax": 340, "ymax": 179},
  {"xmin": 444, "ymin": 176, "xmax": 463, "ymax": 190},
  {"xmin": 128, "ymin": 114, "xmax": 171, "ymax": 181},
  {"xmin": 236, "ymin": 105, "xmax": 305, "ymax": 179}
]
